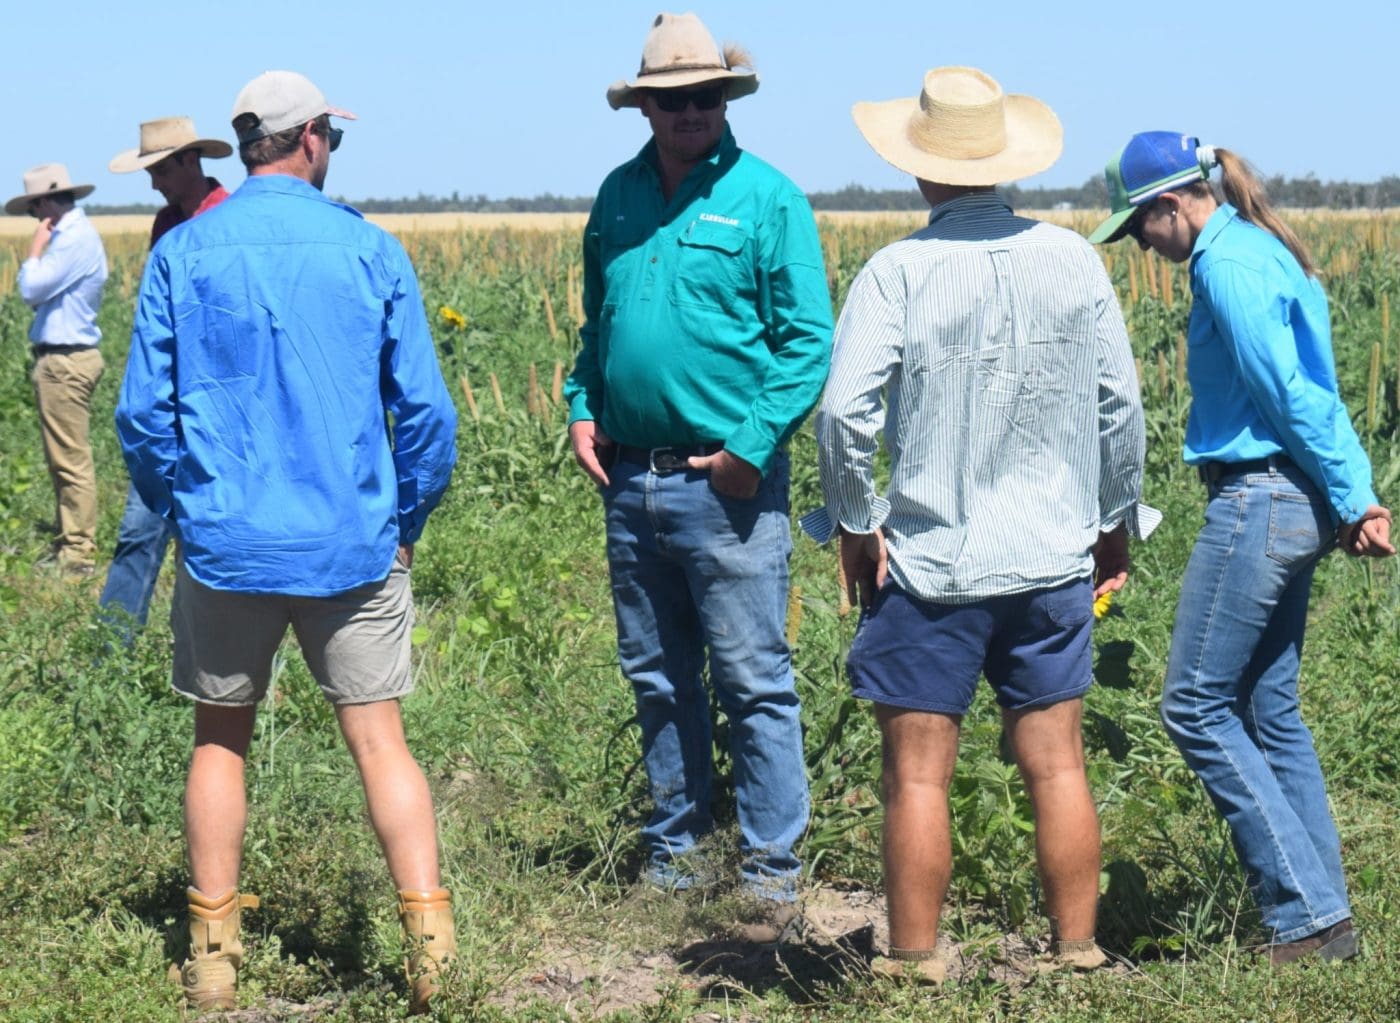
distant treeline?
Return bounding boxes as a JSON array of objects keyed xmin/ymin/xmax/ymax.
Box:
[{"xmin": 87, "ymin": 176, "xmax": 1400, "ymax": 216}]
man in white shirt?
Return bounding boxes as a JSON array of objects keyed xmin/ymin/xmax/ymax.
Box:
[{"xmin": 6, "ymin": 164, "xmax": 109, "ymax": 576}]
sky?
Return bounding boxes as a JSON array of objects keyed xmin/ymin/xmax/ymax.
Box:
[{"xmin": 4, "ymin": 0, "xmax": 1398, "ymax": 208}]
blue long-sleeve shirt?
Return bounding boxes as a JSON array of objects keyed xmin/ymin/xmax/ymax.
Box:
[
  {"xmin": 18, "ymin": 206, "xmax": 107, "ymax": 346},
  {"xmin": 117, "ymin": 174, "xmax": 458, "ymax": 595},
  {"xmin": 1185, "ymin": 204, "xmax": 1376, "ymax": 523}
]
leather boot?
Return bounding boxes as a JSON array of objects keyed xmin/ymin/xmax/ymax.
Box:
[
  {"xmin": 175, "ymin": 887, "xmax": 260, "ymax": 1011},
  {"xmin": 398, "ymin": 887, "xmax": 456, "ymax": 1014}
]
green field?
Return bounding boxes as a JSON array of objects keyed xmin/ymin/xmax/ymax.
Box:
[{"xmin": 1, "ymin": 214, "xmax": 1398, "ymax": 1021}]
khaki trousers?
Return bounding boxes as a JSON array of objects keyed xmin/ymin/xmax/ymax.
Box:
[{"xmin": 31, "ymin": 347, "xmax": 105, "ymax": 566}]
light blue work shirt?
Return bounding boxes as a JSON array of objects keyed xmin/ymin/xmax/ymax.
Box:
[
  {"xmin": 1186, "ymin": 204, "xmax": 1377, "ymax": 523},
  {"xmin": 117, "ymin": 174, "xmax": 458, "ymax": 595},
  {"xmin": 18, "ymin": 206, "xmax": 108, "ymax": 346}
]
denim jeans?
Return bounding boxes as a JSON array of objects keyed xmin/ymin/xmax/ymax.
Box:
[
  {"xmin": 602, "ymin": 452, "xmax": 808, "ymax": 900},
  {"xmin": 98, "ymin": 482, "xmax": 173, "ymax": 642},
  {"xmin": 1161, "ymin": 463, "xmax": 1349, "ymax": 943}
]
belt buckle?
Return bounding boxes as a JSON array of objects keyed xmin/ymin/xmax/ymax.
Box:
[{"xmin": 649, "ymin": 447, "xmax": 683, "ymax": 474}]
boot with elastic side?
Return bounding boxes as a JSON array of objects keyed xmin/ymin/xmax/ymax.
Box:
[
  {"xmin": 398, "ymin": 887, "xmax": 456, "ymax": 1014},
  {"xmin": 176, "ymin": 887, "xmax": 260, "ymax": 1011}
]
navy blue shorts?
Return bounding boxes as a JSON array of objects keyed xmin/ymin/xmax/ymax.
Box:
[{"xmin": 846, "ymin": 577, "xmax": 1094, "ymax": 715}]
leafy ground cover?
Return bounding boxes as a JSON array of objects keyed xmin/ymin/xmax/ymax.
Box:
[{"xmin": 0, "ymin": 215, "xmax": 1397, "ymax": 1021}]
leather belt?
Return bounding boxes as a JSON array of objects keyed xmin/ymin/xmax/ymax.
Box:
[
  {"xmin": 1197, "ymin": 454, "xmax": 1292, "ymax": 485},
  {"xmin": 617, "ymin": 442, "xmax": 724, "ymax": 474}
]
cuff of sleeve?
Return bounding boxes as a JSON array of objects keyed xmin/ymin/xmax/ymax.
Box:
[
  {"xmin": 798, "ymin": 496, "xmax": 892, "ymax": 544},
  {"xmin": 722, "ymin": 423, "xmax": 776, "ymax": 476},
  {"xmin": 567, "ymin": 393, "xmax": 598, "ymax": 425},
  {"xmin": 1119, "ymin": 502, "xmax": 1163, "ymax": 541},
  {"xmin": 1337, "ymin": 485, "xmax": 1380, "ymax": 525}
]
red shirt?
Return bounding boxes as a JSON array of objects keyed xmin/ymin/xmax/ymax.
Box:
[{"xmin": 149, "ymin": 178, "xmax": 229, "ymax": 248}]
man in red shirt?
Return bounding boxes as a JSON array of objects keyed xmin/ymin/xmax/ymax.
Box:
[{"xmin": 101, "ymin": 117, "xmax": 233, "ymax": 641}]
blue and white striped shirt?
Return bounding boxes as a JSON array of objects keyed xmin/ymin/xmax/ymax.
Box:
[{"xmin": 803, "ymin": 193, "xmax": 1145, "ymax": 603}]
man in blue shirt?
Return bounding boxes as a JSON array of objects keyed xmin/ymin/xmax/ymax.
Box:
[
  {"xmin": 6, "ymin": 164, "xmax": 108, "ymax": 576},
  {"xmin": 118, "ymin": 71, "xmax": 458, "ymax": 1014}
]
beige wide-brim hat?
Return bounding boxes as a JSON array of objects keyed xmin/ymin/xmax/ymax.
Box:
[
  {"xmin": 607, "ymin": 11, "xmax": 758, "ymax": 110},
  {"xmin": 853, "ymin": 66, "xmax": 1062, "ymax": 187},
  {"xmin": 109, "ymin": 117, "xmax": 233, "ymax": 174},
  {"xmin": 5, "ymin": 163, "xmax": 95, "ymax": 216}
]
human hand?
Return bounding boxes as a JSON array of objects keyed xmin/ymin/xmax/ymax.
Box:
[
  {"xmin": 1340, "ymin": 505, "xmax": 1395, "ymax": 558},
  {"xmin": 396, "ymin": 544, "xmax": 414, "ymax": 569},
  {"xmin": 569, "ymin": 419, "xmax": 614, "ymax": 486},
  {"xmin": 839, "ymin": 527, "xmax": 887, "ymax": 609},
  {"xmin": 29, "ymin": 218, "xmax": 54, "ymax": 260},
  {"xmin": 688, "ymin": 449, "xmax": 760, "ymax": 499},
  {"xmin": 1092, "ymin": 523, "xmax": 1130, "ymax": 598}
]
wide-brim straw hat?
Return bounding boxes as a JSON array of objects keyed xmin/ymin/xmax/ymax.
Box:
[
  {"xmin": 5, "ymin": 163, "xmax": 95, "ymax": 216},
  {"xmin": 853, "ymin": 66, "xmax": 1062, "ymax": 187},
  {"xmin": 607, "ymin": 11, "xmax": 758, "ymax": 110},
  {"xmin": 109, "ymin": 117, "xmax": 233, "ymax": 174}
]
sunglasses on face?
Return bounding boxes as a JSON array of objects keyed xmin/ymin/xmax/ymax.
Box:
[
  {"xmin": 324, "ymin": 126, "xmax": 343, "ymax": 152},
  {"xmin": 1125, "ymin": 200, "xmax": 1156, "ymax": 243},
  {"xmin": 652, "ymin": 86, "xmax": 725, "ymax": 113}
]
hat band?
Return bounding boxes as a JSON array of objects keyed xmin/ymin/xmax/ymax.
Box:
[{"xmin": 637, "ymin": 61, "xmax": 730, "ymax": 77}]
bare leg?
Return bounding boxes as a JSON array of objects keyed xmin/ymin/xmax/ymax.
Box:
[
  {"xmin": 336, "ymin": 699, "xmax": 440, "ymax": 890},
  {"xmin": 186, "ymin": 703, "xmax": 258, "ymax": 895},
  {"xmin": 875, "ymin": 704, "xmax": 961, "ymax": 950},
  {"xmin": 1004, "ymin": 699, "xmax": 1099, "ymax": 941}
]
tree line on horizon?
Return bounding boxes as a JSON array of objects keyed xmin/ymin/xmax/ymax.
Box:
[{"xmin": 87, "ymin": 176, "xmax": 1400, "ymax": 216}]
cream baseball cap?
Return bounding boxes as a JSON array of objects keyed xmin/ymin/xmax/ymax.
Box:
[{"xmin": 231, "ymin": 70, "xmax": 357, "ymax": 143}]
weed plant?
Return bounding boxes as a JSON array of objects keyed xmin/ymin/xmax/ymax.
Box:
[{"xmin": 0, "ymin": 215, "xmax": 1397, "ymax": 1020}]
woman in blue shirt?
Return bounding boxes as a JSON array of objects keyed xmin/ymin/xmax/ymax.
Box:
[{"xmin": 1090, "ymin": 133, "xmax": 1392, "ymax": 965}]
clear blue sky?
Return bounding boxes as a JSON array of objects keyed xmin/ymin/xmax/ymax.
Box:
[{"xmin": 5, "ymin": 0, "xmax": 1397, "ymax": 208}]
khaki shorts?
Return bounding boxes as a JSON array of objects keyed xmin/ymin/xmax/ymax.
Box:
[{"xmin": 171, "ymin": 559, "xmax": 415, "ymax": 706}]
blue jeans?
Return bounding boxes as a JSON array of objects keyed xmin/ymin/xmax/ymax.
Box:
[
  {"xmin": 602, "ymin": 453, "xmax": 808, "ymax": 900},
  {"xmin": 98, "ymin": 483, "xmax": 173, "ymax": 641},
  {"xmin": 1161, "ymin": 463, "xmax": 1349, "ymax": 943}
]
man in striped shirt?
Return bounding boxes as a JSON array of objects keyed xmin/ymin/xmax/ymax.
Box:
[{"xmin": 803, "ymin": 68, "xmax": 1145, "ymax": 980}]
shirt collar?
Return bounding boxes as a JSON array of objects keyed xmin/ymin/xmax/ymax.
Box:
[
  {"xmin": 234, "ymin": 173, "xmax": 362, "ymax": 218},
  {"xmin": 1191, "ymin": 202, "xmax": 1236, "ymax": 263},
  {"xmin": 51, "ymin": 206, "xmax": 84, "ymax": 235},
  {"xmin": 637, "ymin": 123, "xmax": 738, "ymax": 177},
  {"xmin": 925, "ymin": 190, "xmax": 1012, "ymax": 227}
]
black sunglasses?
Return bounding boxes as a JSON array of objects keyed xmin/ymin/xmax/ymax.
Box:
[
  {"xmin": 324, "ymin": 126, "xmax": 343, "ymax": 152},
  {"xmin": 652, "ymin": 86, "xmax": 725, "ymax": 113},
  {"xmin": 1124, "ymin": 199, "xmax": 1156, "ymax": 242}
]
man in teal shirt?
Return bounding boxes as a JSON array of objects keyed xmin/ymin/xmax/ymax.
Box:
[{"xmin": 564, "ymin": 12, "xmax": 832, "ymax": 936}]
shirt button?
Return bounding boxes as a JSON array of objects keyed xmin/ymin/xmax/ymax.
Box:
[{"xmin": 650, "ymin": 256, "xmax": 658, "ymax": 263}]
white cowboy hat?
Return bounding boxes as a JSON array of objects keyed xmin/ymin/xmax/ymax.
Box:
[
  {"xmin": 109, "ymin": 117, "xmax": 233, "ymax": 174},
  {"xmin": 607, "ymin": 12, "xmax": 758, "ymax": 110},
  {"xmin": 5, "ymin": 163, "xmax": 95, "ymax": 216},
  {"xmin": 852, "ymin": 66, "xmax": 1062, "ymax": 186}
]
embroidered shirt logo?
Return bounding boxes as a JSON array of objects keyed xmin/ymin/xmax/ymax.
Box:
[{"xmin": 698, "ymin": 213, "xmax": 740, "ymax": 227}]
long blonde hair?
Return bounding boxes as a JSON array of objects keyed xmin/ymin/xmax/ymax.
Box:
[{"xmin": 1186, "ymin": 148, "xmax": 1315, "ymax": 276}]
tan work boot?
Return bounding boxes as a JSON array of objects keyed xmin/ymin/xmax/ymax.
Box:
[
  {"xmin": 174, "ymin": 887, "xmax": 260, "ymax": 1011},
  {"xmin": 870, "ymin": 946, "xmax": 946, "ymax": 984},
  {"xmin": 398, "ymin": 887, "xmax": 456, "ymax": 1014},
  {"xmin": 1032, "ymin": 936, "xmax": 1108, "ymax": 973}
]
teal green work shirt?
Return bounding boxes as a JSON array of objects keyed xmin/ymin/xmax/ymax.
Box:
[{"xmin": 564, "ymin": 127, "xmax": 833, "ymax": 473}]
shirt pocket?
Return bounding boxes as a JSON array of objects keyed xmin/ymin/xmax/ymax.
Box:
[{"xmin": 671, "ymin": 219, "xmax": 751, "ymax": 310}]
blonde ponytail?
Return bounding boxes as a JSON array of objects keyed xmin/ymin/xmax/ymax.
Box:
[{"xmin": 1213, "ymin": 148, "xmax": 1316, "ymax": 276}]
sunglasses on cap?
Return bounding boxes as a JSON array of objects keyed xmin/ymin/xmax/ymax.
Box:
[{"xmin": 651, "ymin": 85, "xmax": 725, "ymax": 113}]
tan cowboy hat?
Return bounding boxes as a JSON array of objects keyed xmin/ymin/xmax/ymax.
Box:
[
  {"xmin": 5, "ymin": 163, "xmax": 95, "ymax": 216},
  {"xmin": 607, "ymin": 12, "xmax": 758, "ymax": 110},
  {"xmin": 109, "ymin": 117, "xmax": 233, "ymax": 174},
  {"xmin": 853, "ymin": 66, "xmax": 1062, "ymax": 186}
]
